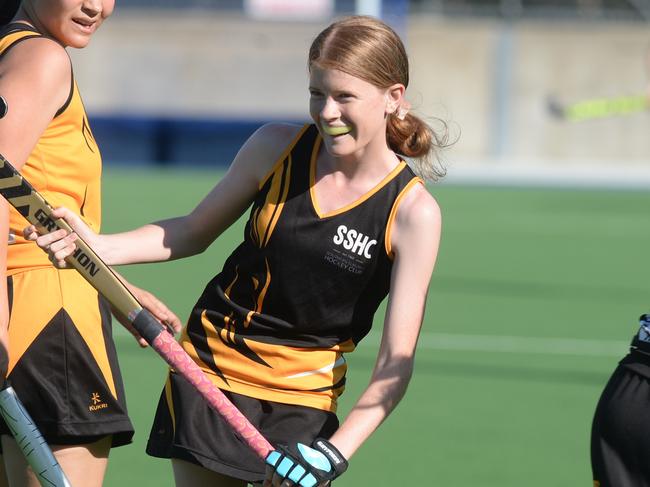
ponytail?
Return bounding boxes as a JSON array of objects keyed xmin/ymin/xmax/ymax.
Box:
[
  {"xmin": 387, "ymin": 112, "xmax": 450, "ymax": 182},
  {"xmin": 0, "ymin": 0, "xmax": 20, "ymax": 26}
]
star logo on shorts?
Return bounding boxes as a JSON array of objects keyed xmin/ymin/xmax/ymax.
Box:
[{"xmin": 89, "ymin": 393, "xmax": 108, "ymax": 412}]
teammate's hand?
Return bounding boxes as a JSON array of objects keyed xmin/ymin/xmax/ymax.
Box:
[
  {"xmin": 113, "ymin": 281, "xmax": 182, "ymax": 348},
  {"xmin": 128, "ymin": 282, "xmax": 182, "ymax": 335},
  {"xmin": 263, "ymin": 438, "xmax": 348, "ymax": 487},
  {"xmin": 23, "ymin": 206, "xmax": 93, "ymax": 268}
]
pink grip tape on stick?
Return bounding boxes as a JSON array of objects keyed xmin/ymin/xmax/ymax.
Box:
[{"xmin": 151, "ymin": 328, "xmax": 273, "ymax": 458}]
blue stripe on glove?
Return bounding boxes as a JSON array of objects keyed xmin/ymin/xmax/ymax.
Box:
[{"xmin": 265, "ymin": 439, "xmax": 347, "ymax": 487}]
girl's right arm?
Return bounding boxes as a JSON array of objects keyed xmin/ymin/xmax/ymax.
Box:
[{"xmin": 27, "ymin": 123, "xmax": 305, "ymax": 266}]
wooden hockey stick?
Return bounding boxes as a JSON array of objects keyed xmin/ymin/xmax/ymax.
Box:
[{"xmin": 0, "ymin": 150, "xmax": 274, "ymax": 461}]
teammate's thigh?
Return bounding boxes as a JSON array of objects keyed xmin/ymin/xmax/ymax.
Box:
[
  {"xmin": 1, "ymin": 435, "xmax": 111, "ymax": 487},
  {"xmin": 591, "ymin": 363, "xmax": 650, "ymax": 486},
  {"xmin": 172, "ymin": 458, "xmax": 248, "ymax": 487},
  {"xmin": 0, "ymin": 455, "xmax": 8, "ymax": 487}
]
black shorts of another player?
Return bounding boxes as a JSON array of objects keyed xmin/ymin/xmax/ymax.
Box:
[
  {"xmin": 591, "ymin": 351, "xmax": 650, "ymax": 487},
  {"xmin": 146, "ymin": 371, "xmax": 339, "ymax": 484}
]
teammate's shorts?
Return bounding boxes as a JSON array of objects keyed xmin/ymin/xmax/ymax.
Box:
[
  {"xmin": 0, "ymin": 268, "xmax": 134, "ymax": 447},
  {"xmin": 591, "ymin": 353, "xmax": 650, "ymax": 487},
  {"xmin": 146, "ymin": 370, "xmax": 339, "ymax": 483}
]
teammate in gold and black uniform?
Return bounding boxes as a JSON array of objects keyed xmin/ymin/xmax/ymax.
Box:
[
  {"xmin": 30, "ymin": 16, "xmax": 447, "ymax": 486},
  {"xmin": 0, "ymin": 1, "xmax": 179, "ymax": 486}
]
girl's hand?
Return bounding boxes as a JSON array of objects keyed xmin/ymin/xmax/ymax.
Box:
[
  {"xmin": 24, "ymin": 210, "xmax": 183, "ymax": 347},
  {"xmin": 263, "ymin": 438, "xmax": 347, "ymax": 487},
  {"xmin": 113, "ymin": 281, "xmax": 182, "ymax": 348},
  {"xmin": 23, "ymin": 206, "xmax": 95, "ymax": 268}
]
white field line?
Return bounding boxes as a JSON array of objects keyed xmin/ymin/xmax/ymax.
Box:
[
  {"xmin": 440, "ymin": 160, "xmax": 650, "ymax": 190},
  {"xmin": 114, "ymin": 325, "xmax": 631, "ymax": 358},
  {"xmin": 360, "ymin": 332, "xmax": 630, "ymax": 358}
]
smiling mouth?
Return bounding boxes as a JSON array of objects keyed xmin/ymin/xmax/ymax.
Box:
[
  {"xmin": 322, "ymin": 125, "xmax": 352, "ymax": 136},
  {"xmin": 73, "ymin": 19, "xmax": 96, "ymax": 30}
]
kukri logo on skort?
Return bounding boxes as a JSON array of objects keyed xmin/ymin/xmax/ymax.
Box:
[
  {"xmin": 332, "ymin": 225, "xmax": 377, "ymax": 259},
  {"xmin": 89, "ymin": 392, "xmax": 108, "ymax": 412}
]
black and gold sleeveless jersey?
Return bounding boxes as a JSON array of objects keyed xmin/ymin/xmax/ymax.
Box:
[
  {"xmin": 0, "ymin": 23, "xmax": 102, "ymax": 274},
  {"xmin": 181, "ymin": 124, "xmax": 423, "ymax": 412}
]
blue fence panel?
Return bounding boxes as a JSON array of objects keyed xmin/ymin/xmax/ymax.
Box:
[{"xmin": 90, "ymin": 115, "xmax": 307, "ymax": 167}]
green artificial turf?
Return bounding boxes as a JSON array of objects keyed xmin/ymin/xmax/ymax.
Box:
[{"xmin": 100, "ymin": 167, "xmax": 649, "ymax": 486}]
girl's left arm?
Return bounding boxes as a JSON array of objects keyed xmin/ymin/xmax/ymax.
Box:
[{"xmin": 328, "ymin": 182, "xmax": 442, "ymax": 459}]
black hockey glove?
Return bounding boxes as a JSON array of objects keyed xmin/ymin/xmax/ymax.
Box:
[{"xmin": 265, "ymin": 437, "xmax": 348, "ymax": 486}]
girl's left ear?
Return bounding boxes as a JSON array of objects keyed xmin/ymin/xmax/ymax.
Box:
[{"xmin": 385, "ymin": 83, "xmax": 406, "ymax": 115}]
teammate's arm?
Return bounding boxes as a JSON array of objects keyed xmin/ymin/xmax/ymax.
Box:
[
  {"xmin": 0, "ymin": 38, "xmax": 71, "ymax": 368},
  {"xmin": 328, "ymin": 183, "xmax": 441, "ymax": 458},
  {"xmin": 0, "ymin": 38, "xmax": 71, "ymax": 170},
  {"xmin": 26, "ymin": 123, "xmax": 305, "ymax": 266}
]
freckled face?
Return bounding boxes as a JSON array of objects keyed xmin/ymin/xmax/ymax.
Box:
[
  {"xmin": 24, "ymin": 0, "xmax": 114, "ymax": 48},
  {"xmin": 309, "ymin": 67, "xmax": 391, "ymax": 159}
]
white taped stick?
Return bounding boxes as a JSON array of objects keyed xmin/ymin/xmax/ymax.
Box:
[{"xmin": 0, "ymin": 386, "xmax": 72, "ymax": 487}]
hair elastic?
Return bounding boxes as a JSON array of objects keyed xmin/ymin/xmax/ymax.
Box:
[{"xmin": 0, "ymin": 96, "xmax": 7, "ymax": 119}]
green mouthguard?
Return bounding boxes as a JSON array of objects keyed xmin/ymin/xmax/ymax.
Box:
[{"xmin": 322, "ymin": 125, "xmax": 351, "ymax": 136}]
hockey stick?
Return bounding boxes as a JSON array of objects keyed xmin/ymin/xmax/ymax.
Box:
[
  {"xmin": 0, "ymin": 151, "xmax": 274, "ymax": 461},
  {"xmin": 546, "ymin": 94, "xmax": 649, "ymax": 121},
  {"xmin": 0, "ymin": 96, "xmax": 72, "ymax": 486},
  {"xmin": 0, "ymin": 385, "xmax": 72, "ymax": 487}
]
